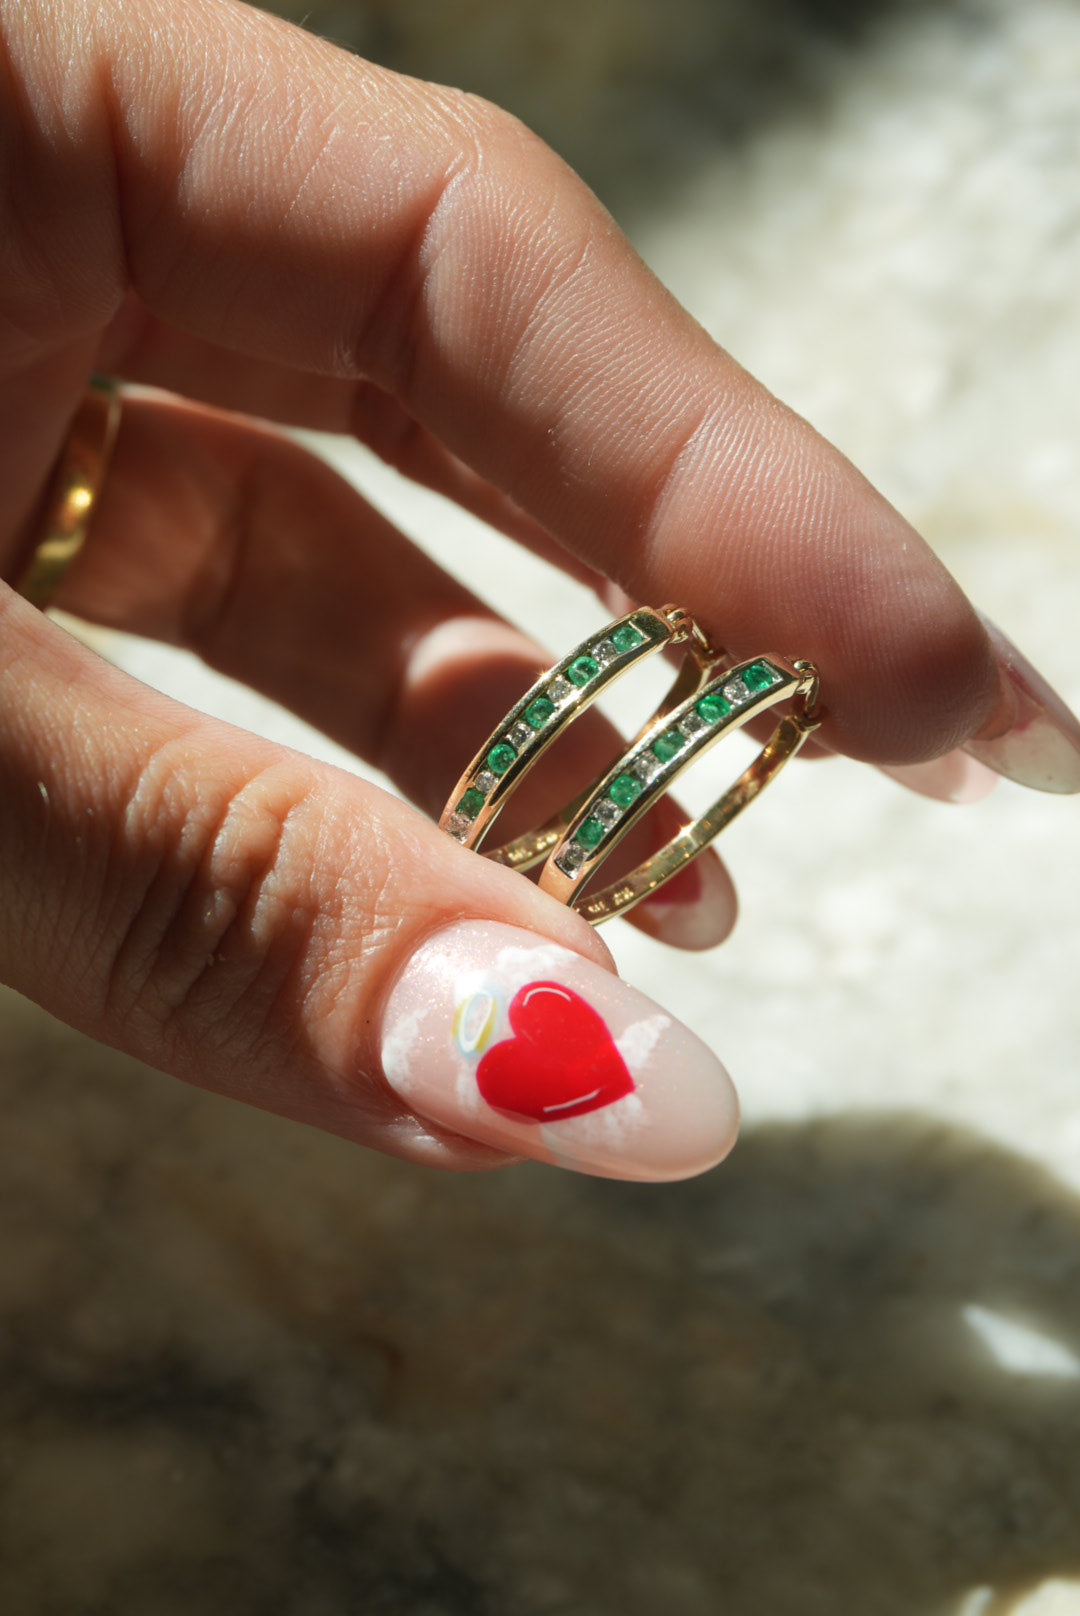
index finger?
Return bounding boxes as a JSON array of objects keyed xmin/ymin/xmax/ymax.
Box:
[{"xmin": 4, "ymin": 0, "xmax": 1074, "ymax": 777}]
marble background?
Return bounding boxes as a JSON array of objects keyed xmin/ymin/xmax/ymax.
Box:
[{"xmin": 3, "ymin": 0, "xmax": 1080, "ymax": 1610}]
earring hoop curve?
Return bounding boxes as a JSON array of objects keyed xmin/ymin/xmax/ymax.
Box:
[
  {"xmin": 438, "ymin": 604, "xmax": 822, "ymax": 924},
  {"xmin": 439, "ymin": 604, "xmax": 718, "ymax": 861},
  {"xmin": 539, "ymin": 652, "xmax": 821, "ymax": 924}
]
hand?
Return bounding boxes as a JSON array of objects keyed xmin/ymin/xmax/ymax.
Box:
[{"xmin": 2, "ymin": 0, "xmax": 1078, "ymax": 1184}]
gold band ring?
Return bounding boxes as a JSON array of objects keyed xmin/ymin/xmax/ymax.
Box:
[
  {"xmin": 439, "ymin": 605, "xmax": 822, "ymax": 923},
  {"xmin": 14, "ymin": 377, "xmax": 121, "ymax": 610},
  {"xmin": 540, "ymin": 651, "xmax": 821, "ymax": 923},
  {"xmin": 439, "ymin": 604, "xmax": 719, "ymax": 860}
]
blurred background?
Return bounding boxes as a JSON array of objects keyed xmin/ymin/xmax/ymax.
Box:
[{"xmin": 2, "ymin": 1, "xmax": 1079, "ymax": 1611}]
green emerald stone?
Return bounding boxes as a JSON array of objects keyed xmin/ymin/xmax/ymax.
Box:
[
  {"xmin": 609, "ymin": 773, "xmax": 643, "ymax": 809},
  {"xmin": 487, "ymin": 742, "xmax": 517, "ymax": 776},
  {"xmin": 457, "ymin": 787, "xmax": 485, "ymax": 820},
  {"xmin": 742, "ymin": 661, "xmax": 775, "ymax": 693},
  {"xmin": 651, "ymin": 729, "xmax": 683, "ymax": 765},
  {"xmin": 696, "ymin": 693, "xmax": 731, "ymax": 726},
  {"xmin": 611, "ymin": 622, "xmax": 645, "ymax": 654},
  {"xmin": 525, "ymin": 695, "xmax": 556, "ymax": 730},
  {"xmin": 576, "ymin": 817, "xmax": 605, "ymax": 851},
  {"xmin": 567, "ymin": 654, "xmax": 600, "ymax": 688}
]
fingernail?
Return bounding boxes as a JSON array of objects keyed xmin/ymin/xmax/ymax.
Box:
[
  {"xmin": 379, "ymin": 920, "xmax": 739, "ymax": 1181},
  {"xmin": 879, "ymin": 751, "xmax": 999, "ymax": 805},
  {"xmin": 634, "ymin": 852, "xmax": 738, "ymax": 951},
  {"xmin": 963, "ymin": 617, "xmax": 1080, "ymax": 794}
]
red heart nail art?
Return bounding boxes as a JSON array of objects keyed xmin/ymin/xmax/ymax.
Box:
[{"xmin": 476, "ymin": 981, "xmax": 635, "ymax": 1124}]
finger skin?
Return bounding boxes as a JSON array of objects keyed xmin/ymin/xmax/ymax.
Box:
[
  {"xmin": 55, "ymin": 393, "xmax": 736, "ymax": 949},
  {"xmin": 0, "ymin": 587, "xmax": 602, "ymax": 1165},
  {"xmin": 0, "ymin": 587, "xmax": 741, "ymax": 1178},
  {"xmin": 0, "ymin": 0, "xmax": 1001, "ymax": 766},
  {"xmin": 96, "ymin": 302, "xmax": 596, "ymax": 582}
]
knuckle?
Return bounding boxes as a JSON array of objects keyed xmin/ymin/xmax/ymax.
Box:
[
  {"xmin": 354, "ymin": 85, "xmax": 591, "ymax": 403},
  {"xmin": 101, "ymin": 739, "xmax": 370, "ymax": 1067}
]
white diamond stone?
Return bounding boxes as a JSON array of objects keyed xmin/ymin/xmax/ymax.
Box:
[
  {"xmin": 633, "ymin": 751, "xmax": 664, "ymax": 783},
  {"xmin": 594, "ymin": 798, "xmax": 622, "ymax": 828},
  {"xmin": 555, "ymin": 843, "xmax": 586, "ymax": 878},
  {"xmin": 592, "ymin": 638, "xmax": 617, "ymax": 667},
  {"xmin": 724, "ymin": 678, "xmax": 749, "ymax": 704},
  {"xmin": 508, "ymin": 721, "xmax": 532, "ymax": 749},
  {"xmin": 549, "ymin": 676, "xmax": 573, "ymax": 703},
  {"xmin": 445, "ymin": 813, "xmax": 471, "ymax": 842},
  {"xmin": 476, "ymin": 770, "xmax": 498, "ymax": 794},
  {"xmin": 679, "ymin": 710, "xmax": 708, "ymax": 740}
]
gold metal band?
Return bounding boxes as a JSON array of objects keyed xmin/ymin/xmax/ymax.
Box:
[
  {"xmin": 14, "ymin": 378, "xmax": 121, "ymax": 610},
  {"xmin": 439, "ymin": 604, "xmax": 717, "ymax": 856},
  {"xmin": 439, "ymin": 603, "xmax": 822, "ymax": 924},
  {"xmin": 539, "ymin": 655, "xmax": 821, "ymax": 923}
]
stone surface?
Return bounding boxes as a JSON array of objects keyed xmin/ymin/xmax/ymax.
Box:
[
  {"xmin": 612, "ymin": 622, "xmax": 644, "ymax": 653},
  {"xmin": 575, "ymin": 816, "xmax": 605, "ymax": 851},
  {"xmin": 697, "ymin": 693, "xmax": 731, "ymax": 726},
  {"xmin": 609, "ymin": 772, "xmax": 644, "ymax": 808},
  {"xmin": 653, "ymin": 728, "xmax": 683, "ymax": 763},
  {"xmin": 524, "ymin": 696, "xmax": 555, "ymax": 730},
  {"xmin": 554, "ymin": 843, "xmax": 586, "ymax": 878},
  {"xmin": 742, "ymin": 661, "xmax": 776, "ymax": 692},
  {"xmin": 456, "ymin": 787, "xmax": 485, "ymax": 819},
  {"xmin": 567, "ymin": 653, "xmax": 600, "ymax": 688},
  {"xmin": 487, "ymin": 741, "xmax": 516, "ymax": 775},
  {"xmin": 678, "ymin": 710, "xmax": 708, "ymax": 740}
]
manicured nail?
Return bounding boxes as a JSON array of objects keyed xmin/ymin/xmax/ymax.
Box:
[
  {"xmin": 379, "ymin": 920, "xmax": 738, "ymax": 1181},
  {"xmin": 879, "ymin": 752, "xmax": 999, "ymax": 805},
  {"xmin": 634, "ymin": 852, "xmax": 738, "ymax": 951},
  {"xmin": 963, "ymin": 617, "xmax": 1080, "ymax": 794}
]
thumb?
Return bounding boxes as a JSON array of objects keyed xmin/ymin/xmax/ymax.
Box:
[{"xmin": 0, "ymin": 592, "xmax": 738, "ymax": 1183}]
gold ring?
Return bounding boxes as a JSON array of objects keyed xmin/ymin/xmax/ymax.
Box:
[
  {"xmin": 438, "ymin": 604, "xmax": 720, "ymax": 864},
  {"xmin": 439, "ymin": 605, "xmax": 822, "ymax": 923},
  {"xmin": 540, "ymin": 650, "xmax": 821, "ymax": 923},
  {"xmin": 14, "ymin": 377, "xmax": 121, "ymax": 610}
]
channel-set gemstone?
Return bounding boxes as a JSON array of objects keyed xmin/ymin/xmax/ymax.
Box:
[
  {"xmin": 594, "ymin": 798, "xmax": 623, "ymax": 828},
  {"xmin": 576, "ymin": 817, "xmax": 605, "ymax": 851},
  {"xmin": 724, "ymin": 678, "xmax": 749, "ymax": 704},
  {"xmin": 678, "ymin": 711, "xmax": 708, "ymax": 740},
  {"xmin": 633, "ymin": 751, "xmax": 663, "ymax": 783},
  {"xmin": 445, "ymin": 813, "xmax": 470, "ymax": 842},
  {"xmin": 525, "ymin": 695, "xmax": 555, "ymax": 730},
  {"xmin": 555, "ymin": 843, "xmax": 586, "ymax": 878},
  {"xmin": 456, "ymin": 787, "xmax": 485, "ymax": 820},
  {"xmin": 592, "ymin": 638, "xmax": 618, "ymax": 668},
  {"xmin": 652, "ymin": 729, "xmax": 683, "ymax": 765},
  {"xmin": 611, "ymin": 622, "xmax": 645, "ymax": 654},
  {"xmin": 475, "ymin": 769, "xmax": 498, "ymax": 794},
  {"xmin": 743, "ymin": 660, "xmax": 777, "ymax": 692},
  {"xmin": 487, "ymin": 741, "xmax": 517, "ymax": 776},
  {"xmin": 508, "ymin": 720, "xmax": 532, "ymax": 749},
  {"xmin": 548, "ymin": 675, "xmax": 573, "ymax": 703},
  {"xmin": 609, "ymin": 773, "xmax": 643, "ymax": 809},
  {"xmin": 696, "ymin": 693, "xmax": 730, "ymax": 726},
  {"xmin": 567, "ymin": 654, "xmax": 600, "ymax": 688}
]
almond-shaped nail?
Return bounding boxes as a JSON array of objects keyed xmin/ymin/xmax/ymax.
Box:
[
  {"xmin": 963, "ymin": 617, "xmax": 1080, "ymax": 794},
  {"xmin": 379, "ymin": 920, "xmax": 738, "ymax": 1182},
  {"xmin": 879, "ymin": 752, "xmax": 999, "ymax": 805},
  {"xmin": 633, "ymin": 851, "xmax": 739, "ymax": 951}
]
